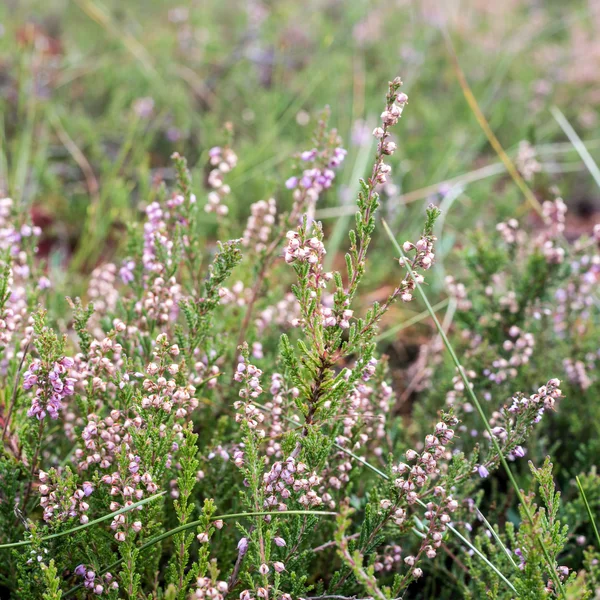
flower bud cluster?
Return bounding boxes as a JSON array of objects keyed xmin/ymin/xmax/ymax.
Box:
[
  {"xmin": 262, "ymin": 456, "xmax": 326, "ymax": 510},
  {"xmin": 563, "ymin": 357, "xmax": 595, "ymax": 390},
  {"xmin": 135, "ymin": 275, "xmax": 183, "ymax": 328},
  {"xmin": 72, "ymin": 335, "xmax": 124, "ymax": 399},
  {"xmin": 206, "ymin": 146, "xmax": 237, "ymax": 217},
  {"xmin": 24, "ymin": 356, "xmax": 76, "ymax": 420},
  {"xmin": 444, "ymin": 368, "xmax": 476, "ymax": 409},
  {"xmin": 243, "ymin": 198, "xmax": 277, "ymax": 252},
  {"xmin": 142, "ymin": 368, "xmax": 197, "ymax": 417},
  {"xmin": 507, "ymin": 378, "xmax": 563, "ymax": 422},
  {"xmin": 88, "ymin": 263, "xmax": 119, "ymax": 320},
  {"xmin": 371, "ymin": 78, "xmax": 408, "ymax": 185},
  {"xmin": 189, "ymin": 354, "xmax": 221, "ymax": 389},
  {"xmin": 373, "ymin": 544, "xmax": 402, "ymax": 573},
  {"xmin": 397, "ymin": 232, "xmax": 436, "ymax": 302},
  {"xmin": 193, "ymin": 576, "xmax": 228, "ymax": 599},
  {"xmin": 218, "ymin": 280, "xmax": 250, "ymax": 306},
  {"xmin": 255, "ymin": 293, "xmax": 301, "ymax": 332},
  {"xmin": 496, "ymin": 218, "xmax": 523, "ymax": 245},
  {"xmin": 401, "ymin": 491, "xmax": 460, "ymax": 579},
  {"xmin": 542, "ymin": 197, "xmax": 567, "ymax": 235},
  {"xmin": 263, "ymin": 374, "xmax": 300, "ymax": 458},
  {"xmin": 284, "ymin": 231, "xmax": 326, "ymax": 268},
  {"xmin": 284, "ymin": 228, "xmax": 334, "ymax": 312},
  {"xmin": 337, "ymin": 381, "xmax": 392, "ymax": 452},
  {"xmin": 38, "ymin": 469, "xmax": 93, "ymax": 524},
  {"xmin": 285, "ymin": 143, "xmax": 347, "ymax": 208},
  {"xmin": 320, "ymin": 306, "xmax": 353, "ymax": 330},
  {"xmin": 445, "ymin": 275, "xmax": 472, "ymax": 310},
  {"xmin": 516, "ymin": 140, "xmax": 542, "ymax": 182},
  {"xmin": 74, "ymin": 565, "xmax": 118, "ymax": 595},
  {"xmin": 483, "ymin": 326, "xmax": 535, "ymax": 384},
  {"xmin": 0, "ymin": 197, "xmax": 42, "ymax": 258},
  {"xmin": 392, "ymin": 417, "xmax": 456, "ymax": 505},
  {"xmin": 234, "ymin": 358, "xmax": 265, "ymax": 430},
  {"xmin": 553, "ymin": 252, "xmax": 599, "ymax": 335}
]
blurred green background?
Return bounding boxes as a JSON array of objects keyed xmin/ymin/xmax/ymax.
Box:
[{"xmin": 1, "ymin": 0, "xmax": 599, "ymax": 298}]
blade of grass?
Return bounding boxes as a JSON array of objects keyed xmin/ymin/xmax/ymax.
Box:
[
  {"xmin": 442, "ymin": 29, "xmax": 543, "ymax": 218},
  {"xmin": 550, "ymin": 106, "xmax": 600, "ymax": 190},
  {"xmin": 47, "ymin": 108, "xmax": 99, "ymax": 204},
  {"xmin": 434, "ymin": 184, "xmax": 464, "ymax": 281},
  {"xmin": 73, "ymin": 0, "xmax": 158, "ymax": 78},
  {"xmin": 475, "ymin": 507, "xmax": 519, "ymax": 570},
  {"xmin": 316, "ymin": 135, "xmax": 598, "ymax": 221},
  {"xmin": 575, "ymin": 476, "xmax": 600, "ymax": 550},
  {"xmin": 12, "ymin": 71, "xmax": 37, "ymax": 205},
  {"xmin": 375, "ymin": 298, "xmax": 449, "ymax": 342},
  {"xmin": 381, "ymin": 218, "xmax": 566, "ymax": 598},
  {"xmin": 0, "ymin": 492, "xmax": 167, "ymax": 549},
  {"xmin": 64, "ymin": 509, "xmax": 337, "ymax": 596}
]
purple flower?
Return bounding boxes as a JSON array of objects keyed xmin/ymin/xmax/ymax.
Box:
[
  {"xmin": 513, "ymin": 445, "xmax": 526, "ymax": 458},
  {"xmin": 82, "ymin": 482, "xmax": 94, "ymax": 496},
  {"xmin": 119, "ymin": 260, "xmax": 135, "ymax": 284},
  {"xmin": 285, "ymin": 177, "xmax": 298, "ymax": 190},
  {"xmin": 74, "ymin": 564, "xmax": 86, "ymax": 577},
  {"xmin": 514, "ymin": 548, "xmax": 525, "ymax": 570},
  {"xmin": 477, "ymin": 465, "xmax": 489, "ymax": 479},
  {"xmin": 37, "ymin": 276, "xmax": 51, "ymax": 290},
  {"xmin": 24, "ymin": 357, "xmax": 77, "ymax": 421},
  {"xmin": 237, "ymin": 537, "xmax": 249, "ymax": 555},
  {"xmin": 300, "ymin": 149, "xmax": 317, "ymax": 161}
]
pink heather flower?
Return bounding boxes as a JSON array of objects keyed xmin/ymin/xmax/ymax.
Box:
[
  {"xmin": 25, "ymin": 358, "xmax": 77, "ymax": 421},
  {"xmin": 237, "ymin": 537, "xmax": 248, "ymax": 555},
  {"xmin": 37, "ymin": 276, "xmax": 51, "ymax": 290},
  {"xmin": 74, "ymin": 564, "xmax": 86, "ymax": 577},
  {"xmin": 119, "ymin": 260, "xmax": 135, "ymax": 284},
  {"xmin": 477, "ymin": 465, "xmax": 489, "ymax": 478},
  {"xmin": 513, "ymin": 446, "xmax": 526, "ymax": 458}
]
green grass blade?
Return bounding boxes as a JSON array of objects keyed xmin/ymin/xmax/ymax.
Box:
[
  {"xmin": 551, "ymin": 106, "xmax": 600, "ymax": 190},
  {"xmin": 475, "ymin": 507, "xmax": 519, "ymax": 570},
  {"xmin": 576, "ymin": 475, "xmax": 600, "ymax": 550},
  {"xmin": 375, "ymin": 299, "xmax": 449, "ymax": 342}
]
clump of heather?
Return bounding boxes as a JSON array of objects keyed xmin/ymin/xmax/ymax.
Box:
[{"xmin": 0, "ymin": 78, "xmax": 598, "ymax": 600}]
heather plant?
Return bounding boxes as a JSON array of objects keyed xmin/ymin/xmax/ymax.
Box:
[{"xmin": 0, "ymin": 74, "xmax": 599, "ymax": 600}]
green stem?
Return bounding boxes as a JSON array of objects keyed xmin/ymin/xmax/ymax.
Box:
[{"xmin": 576, "ymin": 476, "xmax": 600, "ymax": 550}]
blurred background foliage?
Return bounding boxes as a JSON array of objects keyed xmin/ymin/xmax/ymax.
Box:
[{"xmin": 0, "ymin": 0, "xmax": 599, "ymax": 306}]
